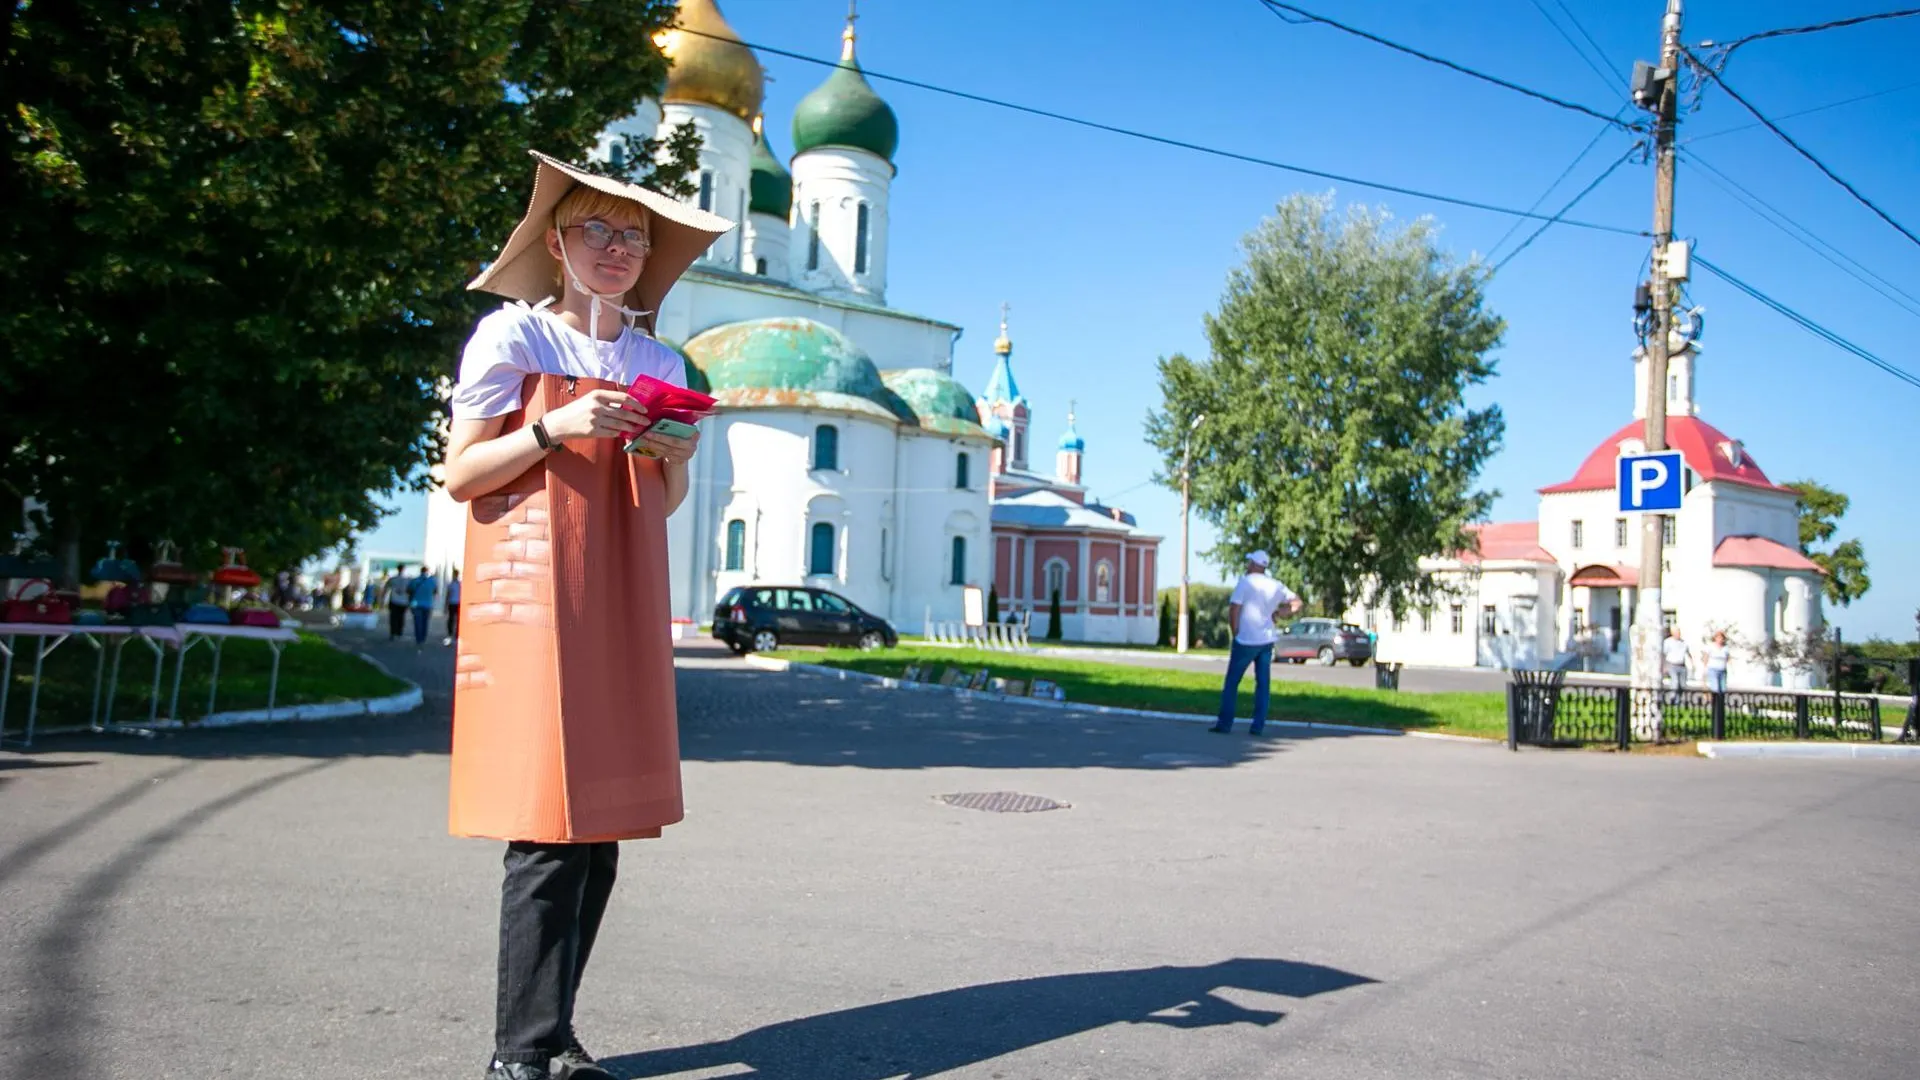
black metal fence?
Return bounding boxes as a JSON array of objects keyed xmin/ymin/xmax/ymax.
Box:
[{"xmin": 1506, "ymin": 670, "xmax": 1895, "ymax": 750}]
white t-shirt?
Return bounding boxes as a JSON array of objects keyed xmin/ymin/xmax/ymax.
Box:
[
  {"xmin": 450, "ymin": 304, "xmax": 687, "ymax": 420},
  {"xmin": 1662, "ymin": 636, "xmax": 1690, "ymax": 666},
  {"xmin": 1704, "ymin": 643, "xmax": 1731, "ymax": 670},
  {"xmin": 1228, "ymin": 572, "xmax": 1297, "ymax": 646}
]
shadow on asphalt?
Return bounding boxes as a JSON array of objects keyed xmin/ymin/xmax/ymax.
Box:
[{"xmin": 606, "ymin": 957, "xmax": 1377, "ymax": 1080}]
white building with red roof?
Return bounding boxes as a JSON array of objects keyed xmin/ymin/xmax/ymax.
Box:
[{"xmin": 1355, "ymin": 353, "xmax": 1824, "ymax": 686}]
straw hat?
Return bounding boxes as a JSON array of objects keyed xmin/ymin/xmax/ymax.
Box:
[{"xmin": 468, "ymin": 151, "xmax": 737, "ymax": 332}]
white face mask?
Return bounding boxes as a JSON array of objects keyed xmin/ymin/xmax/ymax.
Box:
[{"xmin": 555, "ymin": 227, "xmax": 653, "ymax": 345}]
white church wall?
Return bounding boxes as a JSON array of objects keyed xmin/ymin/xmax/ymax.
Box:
[
  {"xmin": 656, "ymin": 276, "xmax": 956, "ymax": 374},
  {"xmin": 662, "ymin": 101, "xmax": 753, "ymax": 272},
  {"xmin": 892, "ymin": 430, "xmax": 990, "ymax": 630},
  {"xmin": 789, "ymin": 146, "xmax": 892, "ymax": 302}
]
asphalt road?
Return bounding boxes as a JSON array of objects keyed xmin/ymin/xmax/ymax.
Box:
[
  {"xmin": 2, "ymin": 633, "xmax": 1915, "ymax": 1079},
  {"xmin": 1035, "ymin": 645, "xmax": 1513, "ymax": 694}
]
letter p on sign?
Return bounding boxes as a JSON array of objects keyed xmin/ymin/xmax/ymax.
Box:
[{"xmin": 1617, "ymin": 451, "xmax": 1684, "ymax": 513}]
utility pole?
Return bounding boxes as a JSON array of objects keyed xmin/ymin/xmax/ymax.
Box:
[
  {"xmin": 1630, "ymin": 0, "xmax": 1684, "ymax": 730},
  {"xmin": 1176, "ymin": 413, "xmax": 1206, "ymax": 653}
]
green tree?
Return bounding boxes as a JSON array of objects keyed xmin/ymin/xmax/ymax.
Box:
[
  {"xmin": 986, "ymin": 585, "xmax": 999, "ymax": 625},
  {"xmin": 1157, "ymin": 594, "xmax": 1174, "ymax": 646},
  {"xmin": 1046, "ymin": 588, "xmax": 1062, "ymax": 641},
  {"xmin": 3, "ymin": 1, "xmax": 699, "ymax": 580},
  {"xmin": 1783, "ymin": 480, "xmax": 1870, "ymax": 607},
  {"xmin": 1146, "ymin": 195, "xmax": 1504, "ymax": 619}
]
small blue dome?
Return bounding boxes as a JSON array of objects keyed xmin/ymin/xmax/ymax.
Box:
[{"xmin": 1058, "ymin": 411, "xmax": 1084, "ymax": 452}]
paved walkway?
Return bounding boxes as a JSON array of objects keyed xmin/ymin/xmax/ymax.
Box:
[{"xmin": 2, "ymin": 635, "xmax": 1916, "ymax": 1079}]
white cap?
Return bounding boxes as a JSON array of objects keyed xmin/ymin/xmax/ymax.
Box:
[{"xmin": 1246, "ymin": 550, "xmax": 1271, "ymax": 567}]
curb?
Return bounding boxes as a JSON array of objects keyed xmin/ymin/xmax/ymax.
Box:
[
  {"xmin": 740, "ymin": 654, "xmax": 1492, "ymax": 744},
  {"xmin": 1697, "ymin": 741, "xmax": 1920, "ymax": 760}
]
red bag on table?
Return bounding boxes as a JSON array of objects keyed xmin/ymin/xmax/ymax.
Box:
[{"xmin": 4, "ymin": 579, "xmax": 73, "ymax": 625}]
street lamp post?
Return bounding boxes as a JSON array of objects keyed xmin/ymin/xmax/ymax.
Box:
[{"xmin": 1176, "ymin": 413, "xmax": 1206, "ymax": 654}]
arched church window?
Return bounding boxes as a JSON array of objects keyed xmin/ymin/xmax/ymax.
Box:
[
  {"xmin": 810, "ymin": 522, "xmax": 836, "ymax": 577},
  {"xmin": 1095, "ymin": 561, "xmax": 1113, "ymax": 603},
  {"xmin": 698, "ymin": 171, "xmax": 713, "ymax": 213},
  {"xmin": 955, "ymin": 452, "xmax": 970, "ymax": 490},
  {"xmin": 813, "ymin": 425, "xmax": 839, "ymax": 471},
  {"xmin": 1045, "ymin": 559, "xmax": 1067, "ymax": 600},
  {"xmin": 950, "ymin": 536, "xmax": 966, "ymax": 586},
  {"xmin": 854, "ymin": 202, "xmax": 870, "ymax": 274},
  {"xmin": 609, "ymin": 142, "xmax": 626, "ymax": 169},
  {"xmin": 807, "ymin": 201, "xmax": 821, "ymax": 270},
  {"xmin": 724, "ymin": 520, "xmax": 746, "ymax": 572},
  {"xmin": 755, "ymin": 257, "xmax": 767, "ymax": 276}
]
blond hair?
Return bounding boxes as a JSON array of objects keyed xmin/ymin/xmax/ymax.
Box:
[{"xmin": 552, "ymin": 185, "xmax": 651, "ymax": 232}]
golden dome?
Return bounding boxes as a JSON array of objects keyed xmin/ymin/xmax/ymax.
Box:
[{"xmin": 655, "ymin": 0, "xmax": 764, "ymax": 122}]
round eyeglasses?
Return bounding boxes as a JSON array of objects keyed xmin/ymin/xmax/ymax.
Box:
[{"xmin": 564, "ymin": 220, "xmax": 650, "ymax": 256}]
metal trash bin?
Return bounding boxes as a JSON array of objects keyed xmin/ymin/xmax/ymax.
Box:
[{"xmin": 1374, "ymin": 662, "xmax": 1403, "ymax": 692}]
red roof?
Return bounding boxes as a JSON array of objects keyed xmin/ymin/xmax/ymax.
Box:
[
  {"xmin": 1540, "ymin": 416, "xmax": 1791, "ymax": 495},
  {"xmin": 1462, "ymin": 522, "xmax": 1556, "ymax": 564},
  {"xmin": 1569, "ymin": 563, "xmax": 1636, "ymax": 586},
  {"xmin": 1714, "ymin": 535, "xmax": 1825, "ymax": 574}
]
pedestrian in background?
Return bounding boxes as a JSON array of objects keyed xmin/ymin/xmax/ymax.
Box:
[
  {"xmin": 1663, "ymin": 626, "xmax": 1690, "ymax": 693},
  {"xmin": 409, "ymin": 566, "xmax": 440, "ymax": 648},
  {"xmin": 444, "ymin": 569, "xmax": 463, "ymax": 647},
  {"xmin": 385, "ymin": 569, "xmax": 409, "ymax": 640},
  {"xmin": 1210, "ymin": 550, "xmax": 1303, "ymax": 736},
  {"xmin": 1701, "ymin": 630, "xmax": 1731, "ymax": 693}
]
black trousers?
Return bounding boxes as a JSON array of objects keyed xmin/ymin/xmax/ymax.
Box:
[
  {"xmin": 388, "ymin": 602, "xmax": 407, "ymax": 639},
  {"xmin": 494, "ymin": 841, "xmax": 620, "ymax": 1064}
]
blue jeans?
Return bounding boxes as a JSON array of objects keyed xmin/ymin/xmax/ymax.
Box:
[
  {"xmin": 411, "ymin": 606, "xmax": 431, "ymax": 645},
  {"xmin": 1216, "ymin": 642, "xmax": 1274, "ymax": 731},
  {"xmin": 1705, "ymin": 668, "xmax": 1727, "ymax": 693}
]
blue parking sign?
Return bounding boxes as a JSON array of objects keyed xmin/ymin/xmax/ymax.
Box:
[{"xmin": 1617, "ymin": 451, "xmax": 1684, "ymax": 513}]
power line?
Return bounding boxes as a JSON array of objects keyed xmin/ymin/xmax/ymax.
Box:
[
  {"xmin": 1257, "ymin": 1, "xmax": 1637, "ymax": 130},
  {"xmin": 1683, "ymin": 79, "xmax": 1920, "ymax": 144},
  {"xmin": 1703, "ymin": 8, "xmax": 1920, "ymax": 52},
  {"xmin": 1680, "ymin": 150, "xmax": 1920, "ymax": 320},
  {"xmin": 672, "ymin": 25, "xmax": 1649, "ymax": 236},
  {"xmin": 1683, "ymin": 46, "xmax": 1920, "ymax": 250},
  {"xmin": 1494, "ymin": 146, "xmax": 1639, "ymax": 271},
  {"xmin": 1527, "ymin": 0, "xmax": 1622, "ymax": 101},
  {"xmin": 1694, "ymin": 254, "xmax": 1920, "ymax": 390},
  {"xmin": 1486, "ymin": 110, "xmax": 1632, "ymax": 262}
]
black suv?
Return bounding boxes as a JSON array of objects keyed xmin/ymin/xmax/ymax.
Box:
[{"xmin": 713, "ymin": 586, "xmax": 898, "ymax": 653}]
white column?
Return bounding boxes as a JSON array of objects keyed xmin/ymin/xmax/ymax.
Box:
[
  {"xmin": 1077, "ymin": 535, "xmax": 1092, "ymax": 617},
  {"xmin": 788, "ymin": 146, "xmax": 892, "ymax": 301}
]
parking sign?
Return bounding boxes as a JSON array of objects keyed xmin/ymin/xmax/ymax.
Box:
[{"xmin": 1617, "ymin": 451, "xmax": 1684, "ymax": 513}]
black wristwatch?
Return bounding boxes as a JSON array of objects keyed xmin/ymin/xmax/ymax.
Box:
[{"xmin": 530, "ymin": 420, "xmax": 554, "ymax": 452}]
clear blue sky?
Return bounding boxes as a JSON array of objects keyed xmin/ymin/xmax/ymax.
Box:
[{"xmin": 368, "ymin": 1, "xmax": 1919, "ymax": 639}]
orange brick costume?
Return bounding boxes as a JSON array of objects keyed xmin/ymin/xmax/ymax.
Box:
[{"xmin": 450, "ymin": 151, "xmax": 732, "ymax": 845}]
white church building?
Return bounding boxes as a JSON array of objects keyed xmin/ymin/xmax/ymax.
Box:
[
  {"xmin": 1355, "ymin": 344, "xmax": 1825, "ymax": 688},
  {"xmin": 421, "ymin": 0, "xmax": 1134, "ymax": 633}
]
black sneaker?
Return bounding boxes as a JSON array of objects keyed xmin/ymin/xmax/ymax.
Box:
[
  {"xmin": 553, "ymin": 1035, "xmax": 615, "ymax": 1080},
  {"xmin": 486, "ymin": 1062, "xmax": 551, "ymax": 1080}
]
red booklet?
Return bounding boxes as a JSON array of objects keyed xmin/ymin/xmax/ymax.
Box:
[{"xmin": 626, "ymin": 374, "xmax": 715, "ymax": 423}]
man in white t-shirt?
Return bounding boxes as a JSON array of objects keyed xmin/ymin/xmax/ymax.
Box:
[
  {"xmin": 1662, "ymin": 626, "xmax": 1690, "ymax": 693},
  {"xmin": 1210, "ymin": 550, "xmax": 1303, "ymax": 736}
]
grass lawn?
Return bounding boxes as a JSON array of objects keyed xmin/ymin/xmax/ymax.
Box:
[
  {"xmin": 814, "ymin": 644, "xmax": 1506, "ymax": 738},
  {"xmin": 2, "ymin": 630, "xmax": 410, "ymax": 732}
]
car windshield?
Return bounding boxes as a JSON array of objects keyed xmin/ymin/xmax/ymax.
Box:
[{"xmin": 815, "ymin": 592, "xmax": 852, "ymax": 614}]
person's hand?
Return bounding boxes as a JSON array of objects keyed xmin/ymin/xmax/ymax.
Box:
[
  {"xmin": 634, "ymin": 424, "xmax": 700, "ymax": 466},
  {"xmin": 542, "ymin": 389, "xmax": 647, "ymax": 442}
]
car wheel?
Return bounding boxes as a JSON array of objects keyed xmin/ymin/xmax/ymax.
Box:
[
  {"xmin": 857, "ymin": 631, "xmax": 885, "ymax": 651},
  {"xmin": 1348, "ymin": 658, "xmax": 1366, "ymax": 667},
  {"xmin": 751, "ymin": 629, "xmax": 779, "ymax": 653},
  {"xmin": 1317, "ymin": 646, "xmax": 1335, "ymax": 666}
]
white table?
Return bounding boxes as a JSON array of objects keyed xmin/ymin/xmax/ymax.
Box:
[
  {"xmin": 165, "ymin": 623, "xmax": 300, "ymax": 727},
  {"xmin": 0, "ymin": 623, "xmax": 139, "ymax": 748}
]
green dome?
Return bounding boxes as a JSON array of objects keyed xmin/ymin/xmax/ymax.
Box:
[
  {"xmin": 791, "ymin": 37, "xmax": 899, "ymax": 162},
  {"xmin": 748, "ymin": 122, "xmax": 792, "ymax": 219},
  {"xmin": 656, "ymin": 339, "xmax": 709, "ymax": 395},
  {"xmin": 683, "ymin": 317, "xmax": 913, "ymax": 424},
  {"xmin": 881, "ymin": 369, "xmax": 989, "ymax": 438}
]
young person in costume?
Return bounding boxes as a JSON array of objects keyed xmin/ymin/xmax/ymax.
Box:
[{"xmin": 443, "ymin": 150, "xmax": 734, "ymax": 1080}]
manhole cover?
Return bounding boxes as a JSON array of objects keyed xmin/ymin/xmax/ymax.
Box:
[
  {"xmin": 1141, "ymin": 752, "xmax": 1227, "ymax": 766},
  {"xmin": 937, "ymin": 791, "xmax": 1070, "ymax": 813}
]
